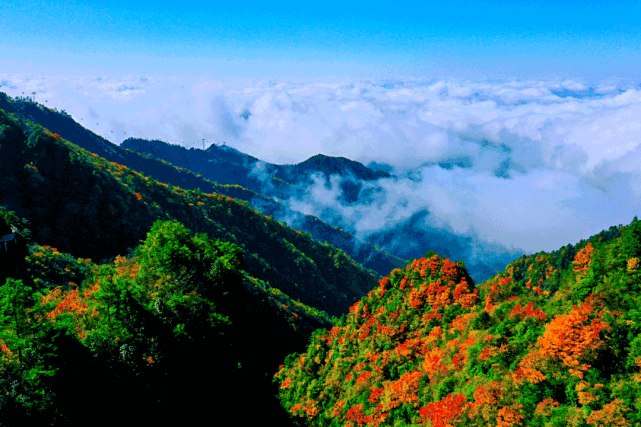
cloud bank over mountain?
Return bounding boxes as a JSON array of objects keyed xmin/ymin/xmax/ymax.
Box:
[{"xmin": 2, "ymin": 73, "xmax": 640, "ymax": 260}]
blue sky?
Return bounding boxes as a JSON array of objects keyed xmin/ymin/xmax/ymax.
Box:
[{"xmin": 2, "ymin": 0, "xmax": 640, "ymax": 79}]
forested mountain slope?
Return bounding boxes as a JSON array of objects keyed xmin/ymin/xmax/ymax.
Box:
[
  {"xmin": 275, "ymin": 220, "xmax": 641, "ymax": 426},
  {"xmin": 121, "ymin": 137, "xmax": 404, "ymax": 275},
  {"xmin": 0, "ymin": 93, "xmax": 405, "ymax": 277},
  {"xmin": 121, "ymin": 137, "xmax": 282, "ymax": 194},
  {"xmin": 0, "ymin": 206, "xmax": 332, "ymax": 426},
  {"xmin": 0, "ymin": 106, "xmax": 380, "ymax": 318},
  {"xmin": 0, "ymin": 101, "xmax": 387, "ymax": 424}
]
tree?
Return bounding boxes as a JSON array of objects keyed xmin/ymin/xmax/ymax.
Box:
[
  {"xmin": 573, "ymin": 242, "xmax": 594, "ymax": 275},
  {"xmin": 0, "ymin": 278, "xmax": 34, "ymax": 360},
  {"xmin": 620, "ymin": 217, "xmax": 641, "ymax": 260},
  {"xmin": 538, "ymin": 300, "xmax": 609, "ymax": 377},
  {"xmin": 417, "ymin": 392, "xmax": 467, "ymax": 427},
  {"xmin": 134, "ymin": 220, "xmax": 241, "ymax": 337},
  {"xmin": 0, "ymin": 278, "xmax": 56, "ymax": 422},
  {"xmin": 587, "ymin": 399, "xmax": 629, "ymax": 426},
  {"xmin": 92, "ymin": 265, "xmax": 136, "ymax": 339}
]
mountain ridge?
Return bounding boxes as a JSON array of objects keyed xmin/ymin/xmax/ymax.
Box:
[
  {"xmin": 0, "ymin": 93, "xmax": 405, "ymax": 278},
  {"xmin": 2, "ymin": 91, "xmax": 641, "ymax": 427},
  {"xmin": 119, "ymin": 135, "xmax": 516, "ymax": 282}
]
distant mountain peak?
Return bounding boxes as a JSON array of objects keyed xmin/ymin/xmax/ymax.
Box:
[{"xmin": 281, "ymin": 153, "xmax": 392, "ymax": 182}]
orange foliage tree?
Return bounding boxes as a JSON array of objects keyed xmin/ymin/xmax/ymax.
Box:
[
  {"xmin": 538, "ymin": 299, "xmax": 609, "ymax": 377},
  {"xmin": 467, "ymin": 381, "xmax": 502, "ymax": 422},
  {"xmin": 382, "ymin": 370, "xmax": 424, "ymax": 410},
  {"xmin": 418, "ymin": 392, "xmax": 468, "ymax": 427},
  {"xmin": 496, "ymin": 405, "xmax": 525, "ymax": 427},
  {"xmin": 587, "ymin": 399, "xmax": 629, "ymax": 427},
  {"xmin": 573, "ymin": 242, "xmax": 594, "ymax": 275}
]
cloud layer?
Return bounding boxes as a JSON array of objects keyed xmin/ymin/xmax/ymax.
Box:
[{"xmin": 2, "ymin": 73, "xmax": 641, "ymax": 260}]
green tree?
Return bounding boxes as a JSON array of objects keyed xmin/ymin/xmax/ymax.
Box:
[
  {"xmin": 134, "ymin": 220, "xmax": 242, "ymax": 337},
  {"xmin": 93, "ymin": 265, "xmax": 137, "ymax": 340},
  {"xmin": 621, "ymin": 216, "xmax": 641, "ymax": 259},
  {"xmin": 0, "ymin": 278, "xmax": 56, "ymax": 421},
  {"xmin": 0, "ymin": 278, "xmax": 34, "ymax": 360}
]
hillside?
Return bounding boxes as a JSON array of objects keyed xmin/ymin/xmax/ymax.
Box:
[
  {"xmin": 0, "ymin": 105, "xmax": 382, "ymax": 318},
  {"xmin": 0, "ymin": 101, "xmax": 385, "ymax": 424},
  {"xmin": 0, "ymin": 207, "xmax": 332, "ymax": 426},
  {"xmin": 120, "ymin": 137, "xmax": 280, "ymax": 194},
  {"xmin": 275, "ymin": 219, "xmax": 641, "ymax": 426},
  {"xmin": 121, "ymin": 137, "xmax": 404, "ymax": 275},
  {"xmin": 0, "ymin": 93, "xmax": 404, "ymax": 277}
]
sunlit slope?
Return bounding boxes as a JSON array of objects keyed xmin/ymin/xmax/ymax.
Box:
[
  {"xmin": 0, "ymin": 107, "xmax": 379, "ymax": 317},
  {"xmin": 0, "ymin": 92, "xmax": 274, "ymax": 200},
  {"xmin": 275, "ymin": 220, "xmax": 641, "ymax": 426},
  {"xmin": 0, "ymin": 93, "xmax": 405, "ymax": 277}
]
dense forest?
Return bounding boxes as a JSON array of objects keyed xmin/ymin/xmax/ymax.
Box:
[
  {"xmin": 0, "ymin": 102, "xmax": 381, "ymax": 318},
  {"xmin": 0, "ymin": 92, "xmax": 405, "ymax": 279},
  {"xmin": 0, "ymin": 97, "xmax": 375, "ymax": 425},
  {"xmin": 2, "ymin": 92, "xmax": 641, "ymax": 426},
  {"xmin": 275, "ymin": 221, "xmax": 641, "ymax": 426}
]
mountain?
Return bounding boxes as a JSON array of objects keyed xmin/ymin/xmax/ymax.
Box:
[
  {"xmin": 0, "ymin": 95, "xmax": 405, "ymax": 277},
  {"xmin": 120, "ymin": 137, "xmax": 405, "ymax": 276},
  {"xmin": 0, "ymin": 97, "xmax": 396, "ymax": 425},
  {"xmin": 120, "ymin": 137, "xmax": 276, "ymax": 194},
  {"xmin": 0, "ymin": 103, "xmax": 386, "ymax": 317},
  {"xmin": 274, "ymin": 153, "xmax": 392, "ymax": 183},
  {"xmin": 273, "ymin": 154, "xmax": 392, "ymax": 205},
  {"xmin": 0, "ymin": 207, "xmax": 332, "ymax": 426},
  {"xmin": 121, "ymin": 138, "xmax": 391, "ymax": 190},
  {"xmin": 275, "ymin": 220, "xmax": 641, "ymax": 426},
  {"xmin": 120, "ymin": 136, "xmax": 515, "ymax": 282},
  {"xmin": 0, "ymin": 93, "xmax": 519, "ymax": 284}
]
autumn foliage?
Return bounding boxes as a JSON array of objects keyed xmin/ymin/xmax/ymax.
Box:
[
  {"xmin": 573, "ymin": 242, "xmax": 594, "ymax": 274},
  {"xmin": 537, "ymin": 299, "xmax": 609, "ymax": 376},
  {"xmin": 4, "ymin": 104, "xmax": 641, "ymax": 426},
  {"xmin": 276, "ymin": 226, "xmax": 641, "ymax": 426},
  {"xmin": 418, "ymin": 392, "xmax": 467, "ymax": 427}
]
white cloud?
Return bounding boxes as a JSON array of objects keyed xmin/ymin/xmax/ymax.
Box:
[{"xmin": 2, "ymin": 73, "xmax": 641, "ymax": 259}]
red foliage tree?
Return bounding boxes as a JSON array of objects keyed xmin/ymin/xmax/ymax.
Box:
[{"xmin": 418, "ymin": 392, "xmax": 468, "ymax": 427}]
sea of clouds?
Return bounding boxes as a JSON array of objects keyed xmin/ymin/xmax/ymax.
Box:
[{"xmin": 2, "ymin": 73, "xmax": 641, "ymax": 261}]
